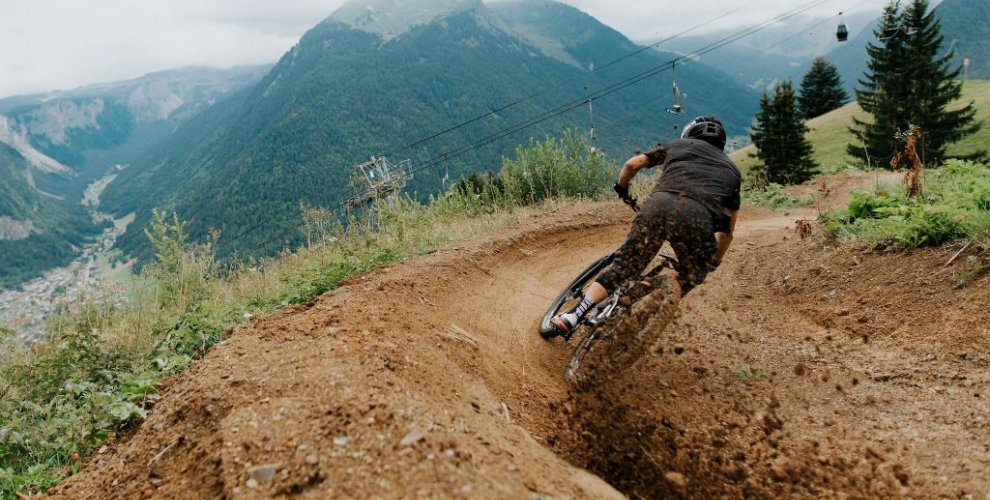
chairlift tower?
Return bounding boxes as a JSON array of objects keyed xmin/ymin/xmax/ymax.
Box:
[{"xmin": 345, "ymin": 156, "xmax": 411, "ymax": 212}]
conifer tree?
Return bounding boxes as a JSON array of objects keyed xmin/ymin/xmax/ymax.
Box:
[
  {"xmin": 849, "ymin": 0, "xmax": 980, "ymax": 168},
  {"xmin": 798, "ymin": 57, "xmax": 848, "ymax": 119},
  {"xmin": 750, "ymin": 80, "xmax": 819, "ymax": 185}
]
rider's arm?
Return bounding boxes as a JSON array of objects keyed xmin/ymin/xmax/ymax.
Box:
[
  {"xmin": 713, "ymin": 210, "xmax": 738, "ymax": 266},
  {"xmin": 616, "ymin": 153, "xmax": 651, "ymax": 187}
]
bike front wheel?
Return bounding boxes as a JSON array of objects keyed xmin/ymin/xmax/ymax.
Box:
[{"xmin": 538, "ymin": 252, "xmax": 614, "ymax": 338}]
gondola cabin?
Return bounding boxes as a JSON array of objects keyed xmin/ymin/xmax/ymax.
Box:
[{"xmin": 836, "ymin": 22, "xmax": 849, "ymax": 42}]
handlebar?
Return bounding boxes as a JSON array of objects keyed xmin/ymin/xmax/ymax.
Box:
[{"xmin": 624, "ymin": 197, "xmax": 639, "ymax": 213}]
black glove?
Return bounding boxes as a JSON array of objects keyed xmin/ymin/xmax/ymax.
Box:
[{"xmin": 613, "ymin": 182, "xmax": 637, "ymax": 209}]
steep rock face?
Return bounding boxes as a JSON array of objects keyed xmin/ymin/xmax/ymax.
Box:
[
  {"xmin": 0, "ymin": 66, "xmax": 269, "ymax": 199},
  {"xmin": 103, "ymin": 0, "xmax": 759, "ymax": 260},
  {"xmin": 0, "ymin": 217, "xmax": 38, "ymax": 241},
  {"xmin": 0, "ymin": 115, "xmax": 71, "ymax": 174},
  {"xmin": 0, "ymin": 144, "xmax": 104, "ymax": 287}
]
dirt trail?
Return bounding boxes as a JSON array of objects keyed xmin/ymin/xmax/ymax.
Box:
[{"xmin": 50, "ymin": 172, "xmax": 989, "ymax": 498}]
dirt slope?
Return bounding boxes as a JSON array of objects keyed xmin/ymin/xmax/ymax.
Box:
[{"xmin": 49, "ymin": 173, "xmax": 990, "ymax": 498}]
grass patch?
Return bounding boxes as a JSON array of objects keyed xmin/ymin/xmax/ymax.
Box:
[
  {"xmin": 0, "ymin": 133, "xmax": 614, "ymax": 497},
  {"xmin": 743, "ymin": 182, "xmax": 815, "ymax": 210},
  {"xmin": 820, "ymin": 160, "xmax": 990, "ymax": 250}
]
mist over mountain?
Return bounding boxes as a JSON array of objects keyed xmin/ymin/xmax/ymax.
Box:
[
  {"xmin": 656, "ymin": 0, "xmax": 982, "ymax": 95},
  {"xmin": 102, "ymin": 0, "xmax": 760, "ymax": 260},
  {"xmin": 655, "ymin": 10, "xmax": 876, "ymax": 93}
]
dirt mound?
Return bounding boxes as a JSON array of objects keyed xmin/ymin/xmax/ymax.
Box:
[{"xmin": 49, "ymin": 184, "xmax": 990, "ymax": 498}]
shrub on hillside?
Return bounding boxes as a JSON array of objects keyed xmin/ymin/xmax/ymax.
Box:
[
  {"xmin": 820, "ymin": 160, "xmax": 990, "ymax": 249},
  {"xmin": 500, "ymin": 130, "xmax": 612, "ymax": 204}
]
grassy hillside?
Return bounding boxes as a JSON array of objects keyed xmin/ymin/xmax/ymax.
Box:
[{"xmin": 731, "ymin": 79, "xmax": 990, "ymax": 176}]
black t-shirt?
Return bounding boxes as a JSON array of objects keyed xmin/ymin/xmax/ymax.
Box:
[{"xmin": 644, "ymin": 138, "xmax": 741, "ymax": 233}]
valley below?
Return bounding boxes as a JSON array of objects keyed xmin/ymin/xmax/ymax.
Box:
[{"xmin": 0, "ymin": 176, "xmax": 133, "ymax": 344}]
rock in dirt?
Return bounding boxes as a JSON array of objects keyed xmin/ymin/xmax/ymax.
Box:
[
  {"xmin": 400, "ymin": 426, "xmax": 426, "ymax": 447},
  {"xmin": 247, "ymin": 464, "xmax": 278, "ymax": 482},
  {"xmin": 664, "ymin": 471, "xmax": 687, "ymax": 489}
]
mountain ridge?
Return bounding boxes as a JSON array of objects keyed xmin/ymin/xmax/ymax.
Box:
[{"xmin": 102, "ymin": 0, "xmax": 760, "ymax": 260}]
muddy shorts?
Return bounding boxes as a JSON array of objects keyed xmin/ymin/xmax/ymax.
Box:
[{"xmin": 598, "ymin": 191, "xmax": 718, "ymax": 296}]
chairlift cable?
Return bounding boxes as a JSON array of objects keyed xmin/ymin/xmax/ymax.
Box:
[
  {"xmin": 219, "ymin": 0, "xmax": 837, "ymax": 255},
  {"xmin": 381, "ymin": 0, "xmax": 766, "ymax": 160},
  {"xmin": 394, "ymin": 0, "xmax": 836, "ymax": 183},
  {"xmin": 593, "ymin": 1, "xmax": 761, "ymax": 74}
]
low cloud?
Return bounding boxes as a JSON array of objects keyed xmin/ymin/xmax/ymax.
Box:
[{"xmin": 0, "ymin": 0, "xmax": 886, "ymax": 97}]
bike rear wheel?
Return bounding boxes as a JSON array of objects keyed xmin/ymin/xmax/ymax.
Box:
[
  {"xmin": 538, "ymin": 252, "xmax": 614, "ymax": 338},
  {"xmin": 607, "ymin": 274, "xmax": 681, "ymax": 374},
  {"xmin": 565, "ymin": 273, "xmax": 681, "ymax": 388}
]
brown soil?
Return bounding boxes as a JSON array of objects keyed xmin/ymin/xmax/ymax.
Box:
[{"xmin": 49, "ymin": 171, "xmax": 990, "ymax": 499}]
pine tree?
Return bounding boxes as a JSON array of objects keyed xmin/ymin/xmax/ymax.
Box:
[
  {"xmin": 849, "ymin": 0, "xmax": 981, "ymax": 168},
  {"xmin": 798, "ymin": 57, "xmax": 848, "ymax": 119},
  {"xmin": 750, "ymin": 80, "xmax": 819, "ymax": 185},
  {"xmin": 902, "ymin": 0, "xmax": 981, "ymax": 163}
]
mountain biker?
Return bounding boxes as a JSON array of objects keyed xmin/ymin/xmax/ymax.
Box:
[{"xmin": 551, "ymin": 116, "xmax": 741, "ymax": 336}]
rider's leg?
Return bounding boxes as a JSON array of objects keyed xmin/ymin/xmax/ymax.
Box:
[
  {"xmin": 551, "ymin": 193, "xmax": 672, "ymax": 334},
  {"xmin": 665, "ymin": 200, "xmax": 719, "ymax": 295}
]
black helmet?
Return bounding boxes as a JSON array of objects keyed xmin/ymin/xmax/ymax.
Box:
[{"xmin": 680, "ymin": 116, "xmax": 726, "ymax": 149}]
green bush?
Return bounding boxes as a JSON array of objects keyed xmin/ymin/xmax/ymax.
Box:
[
  {"xmin": 821, "ymin": 160, "xmax": 990, "ymax": 249},
  {"xmin": 500, "ymin": 130, "xmax": 612, "ymax": 205},
  {"xmin": 1, "ymin": 212, "xmax": 225, "ymax": 497}
]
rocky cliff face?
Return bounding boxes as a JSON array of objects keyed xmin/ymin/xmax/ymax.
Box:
[
  {"xmin": 0, "ymin": 216, "xmax": 38, "ymax": 241},
  {"xmin": 0, "ymin": 65, "xmax": 269, "ymax": 182}
]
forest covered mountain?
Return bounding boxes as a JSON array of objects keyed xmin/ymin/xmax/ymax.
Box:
[
  {"xmin": 656, "ymin": 10, "xmax": 877, "ymax": 92},
  {"xmin": 828, "ymin": 0, "xmax": 984, "ymax": 94},
  {"xmin": 0, "ymin": 144, "xmax": 104, "ymax": 287},
  {"xmin": 0, "ymin": 67, "xmax": 268, "ymax": 287},
  {"xmin": 935, "ymin": 0, "xmax": 990, "ymax": 79},
  {"xmin": 102, "ymin": 0, "xmax": 760, "ymax": 259}
]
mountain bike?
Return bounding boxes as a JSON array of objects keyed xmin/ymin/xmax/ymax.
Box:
[{"xmin": 539, "ymin": 217, "xmax": 682, "ymax": 387}]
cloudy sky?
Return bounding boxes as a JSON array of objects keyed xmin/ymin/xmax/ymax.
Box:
[{"xmin": 0, "ymin": 0, "xmax": 885, "ymax": 97}]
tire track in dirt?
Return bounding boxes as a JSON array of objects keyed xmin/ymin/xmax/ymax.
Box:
[{"xmin": 49, "ymin": 172, "xmax": 990, "ymax": 498}]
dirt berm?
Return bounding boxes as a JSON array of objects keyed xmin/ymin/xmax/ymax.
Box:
[{"xmin": 50, "ymin": 173, "xmax": 990, "ymax": 498}]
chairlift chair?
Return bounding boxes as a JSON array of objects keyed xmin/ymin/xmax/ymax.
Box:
[{"xmin": 666, "ymin": 62, "xmax": 683, "ymax": 115}]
